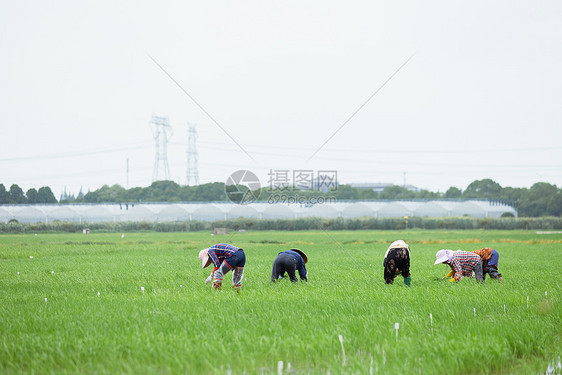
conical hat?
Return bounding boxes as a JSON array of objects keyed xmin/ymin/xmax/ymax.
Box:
[{"xmin": 290, "ymin": 248, "xmax": 308, "ymax": 264}]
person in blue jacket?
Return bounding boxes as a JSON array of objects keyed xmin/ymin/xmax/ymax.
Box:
[
  {"xmin": 485, "ymin": 248, "xmax": 503, "ymax": 280},
  {"xmin": 271, "ymin": 248, "xmax": 308, "ymax": 282}
]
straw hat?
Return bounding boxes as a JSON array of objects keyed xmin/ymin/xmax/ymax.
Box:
[
  {"xmin": 290, "ymin": 248, "xmax": 308, "ymax": 264},
  {"xmin": 199, "ymin": 248, "xmax": 212, "ymax": 268}
]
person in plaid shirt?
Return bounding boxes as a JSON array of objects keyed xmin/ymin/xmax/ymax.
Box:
[
  {"xmin": 434, "ymin": 249, "xmax": 484, "ymax": 282},
  {"xmin": 198, "ymin": 243, "xmax": 245, "ymax": 291}
]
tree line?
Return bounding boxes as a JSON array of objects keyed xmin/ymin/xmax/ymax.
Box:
[
  {"xmin": 1, "ymin": 178, "xmax": 561, "ymax": 217},
  {"xmin": 0, "ymin": 184, "xmax": 57, "ymax": 204}
]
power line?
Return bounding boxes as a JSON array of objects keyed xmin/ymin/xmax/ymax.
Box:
[
  {"xmin": 0, "ymin": 143, "xmax": 152, "ymax": 163},
  {"xmin": 173, "ymin": 142, "xmax": 562, "ymax": 169},
  {"xmin": 2, "ymin": 140, "xmax": 560, "ymax": 165},
  {"xmin": 191, "ymin": 140, "xmax": 562, "ymax": 155}
]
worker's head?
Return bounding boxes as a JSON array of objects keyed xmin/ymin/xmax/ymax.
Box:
[
  {"xmin": 290, "ymin": 248, "xmax": 308, "ymax": 264},
  {"xmin": 199, "ymin": 248, "xmax": 212, "ymax": 268},
  {"xmin": 434, "ymin": 249, "xmax": 451, "ymax": 265},
  {"xmin": 389, "ymin": 240, "xmax": 409, "ymax": 249}
]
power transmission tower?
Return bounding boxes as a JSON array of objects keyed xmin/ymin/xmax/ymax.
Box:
[
  {"xmin": 186, "ymin": 123, "xmax": 199, "ymax": 186},
  {"xmin": 150, "ymin": 114, "xmax": 173, "ymax": 181}
]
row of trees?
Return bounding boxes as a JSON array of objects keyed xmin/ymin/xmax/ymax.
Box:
[
  {"xmin": 0, "ymin": 184, "xmax": 57, "ymax": 204},
  {"xmin": 1, "ymin": 179, "xmax": 561, "ymax": 217},
  {"xmin": 73, "ymin": 181, "xmax": 228, "ymax": 204}
]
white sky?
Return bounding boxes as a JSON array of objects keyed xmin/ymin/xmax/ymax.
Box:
[{"xmin": 1, "ymin": 1, "xmax": 561, "ymax": 198}]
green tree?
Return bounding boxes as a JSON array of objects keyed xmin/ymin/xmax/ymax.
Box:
[
  {"xmin": 185, "ymin": 182, "xmax": 228, "ymax": 201},
  {"xmin": 144, "ymin": 181, "xmax": 181, "ymax": 201},
  {"xmin": 518, "ymin": 182, "xmax": 559, "ymax": 217},
  {"xmin": 335, "ymin": 185, "xmax": 360, "ymax": 200},
  {"xmin": 445, "ymin": 187, "xmax": 462, "ymax": 198},
  {"xmin": 501, "ymin": 186, "xmax": 526, "ymax": 202},
  {"xmin": 76, "ymin": 182, "xmax": 229, "ymax": 203},
  {"xmin": 547, "ymin": 191, "xmax": 562, "ymax": 216},
  {"xmin": 463, "ymin": 179, "xmax": 502, "ymax": 199},
  {"xmin": 0, "ymin": 184, "xmax": 7, "ymax": 204},
  {"xmin": 82, "ymin": 190, "xmax": 99, "ymax": 203},
  {"xmin": 357, "ymin": 189, "xmax": 379, "ymax": 199},
  {"xmin": 8, "ymin": 184, "xmax": 26, "ymax": 204},
  {"xmin": 380, "ymin": 185, "xmax": 415, "ymax": 199},
  {"xmin": 26, "ymin": 188, "xmax": 38, "ymax": 203},
  {"xmin": 95, "ymin": 185, "xmax": 127, "ymax": 203},
  {"xmin": 417, "ymin": 189, "xmax": 441, "ymax": 199},
  {"xmin": 125, "ymin": 187, "xmax": 144, "ymax": 202},
  {"xmin": 37, "ymin": 187, "xmax": 57, "ymax": 203},
  {"xmin": 81, "ymin": 185, "xmax": 125, "ymax": 203}
]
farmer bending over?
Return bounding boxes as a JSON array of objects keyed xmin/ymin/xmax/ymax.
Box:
[
  {"xmin": 434, "ymin": 249, "xmax": 484, "ymax": 283},
  {"xmin": 383, "ymin": 240, "xmax": 412, "ymax": 286},
  {"xmin": 271, "ymin": 248, "xmax": 308, "ymax": 282},
  {"xmin": 472, "ymin": 247, "xmax": 503, "ymax": 281},
  {"xmin": 199, "ymin": 243, "xmax": 245, "ymax": 291}
]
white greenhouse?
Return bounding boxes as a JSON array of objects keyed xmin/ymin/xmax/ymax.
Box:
[
  {"xmin": 340, "ymin": 202, "xmax": 374, "ymax": 218},
  {"xmin": 157, "ymin": 205, "xmax": 190, "ymax": 222},
  {"xmin": 227, "ymin": 205, "xmax": 261, "ymax": 219},
  {"xmin": 0, "ymin": 207, "xmax": 13, "ymax": 222},
  {"xmin": 13, "ymin": 206, "xmax": 47, "ymax": 223},
  {"xmin": 78, "ymin": 206, "xmax": 116, "ymax": 223},
  {"xmin": 0, "ymin": 200, "xmax": 517, "ymax": 223},
  {"xmin": 191, "ymin": 204, "xmax": 226, "ymax": 221}
]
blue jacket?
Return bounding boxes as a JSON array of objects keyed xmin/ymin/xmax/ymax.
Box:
[
  {"xmin": 279, "ymin": 250, "xmax": 307, "ymax": 280},
  {"xmin": 489, "ymin": 249, "xmax": 499, "ymax": 267}
]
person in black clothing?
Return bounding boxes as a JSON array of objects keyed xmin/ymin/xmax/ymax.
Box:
[
  {"xmin": 271, "ymin": 248, "xmax": 308, "ymax": 282},
  {"xmin": 383, "ymin": 240, "xmax": 411, "ymax": 286}
]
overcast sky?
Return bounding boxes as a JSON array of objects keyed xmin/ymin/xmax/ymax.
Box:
[{"xmin": 1, "ymin": 1, "xmax": 561, "ymax": 199}]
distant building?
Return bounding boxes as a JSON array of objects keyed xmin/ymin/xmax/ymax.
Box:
[{"xmin": 350, "ymin": 183, "xmax": 420, "ymax": 193}]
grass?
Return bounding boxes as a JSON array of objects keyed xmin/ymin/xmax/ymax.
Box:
[{"xmin": 0, "ymin": 230, "xmax": 560, "ymax": 374}]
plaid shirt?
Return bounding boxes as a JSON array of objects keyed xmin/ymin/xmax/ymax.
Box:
[
  {"xmin": 208, "ymin": 243, "xmax": 241, "ymax": 268},
  {"xmin": 450, "ymin": 251, "xmax": 481, "ymax": 280}
]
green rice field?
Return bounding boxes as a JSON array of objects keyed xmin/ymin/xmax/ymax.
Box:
[{"xmin": 0, "ymin": 230, "xmax": 560, "ymax": 374}]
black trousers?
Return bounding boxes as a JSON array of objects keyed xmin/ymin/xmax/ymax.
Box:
[
  {"xmin": 271, "ymin": 253, "xmax": 298, "ymax": 282},
  {"xmin": 484, "ymin": 264, "xmax": 502, "ymax": 280}
]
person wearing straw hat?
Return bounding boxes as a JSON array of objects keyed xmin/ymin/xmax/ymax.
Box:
[
  {"xmin": 434, "ymin": 249, "xmax": 484, "ymax": 282},
  {"xmin": 383, "ymin": 240, "xmax": 412, "ymax": 286},
  {"xmin": 271, "ymin": 248, "xmax": 308, "ymax": 282},
  {"xmin": 198, "ymin": 243, "xmax": 245, "ymax": 291}
]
